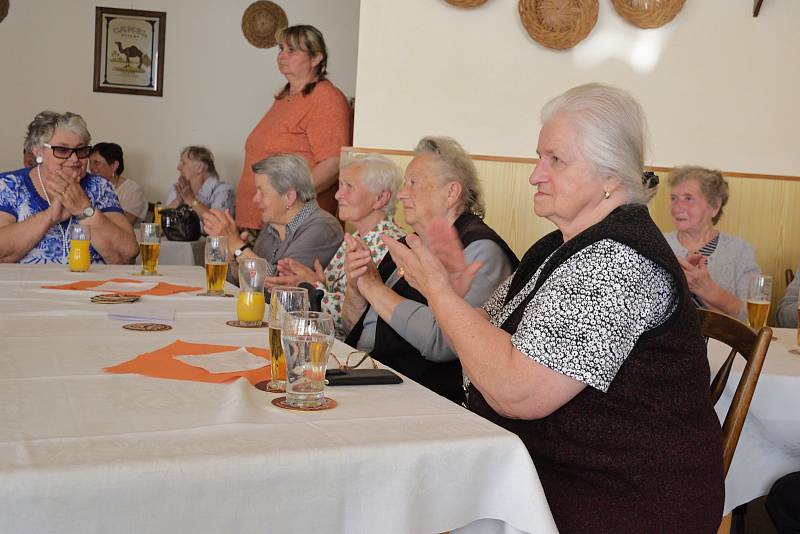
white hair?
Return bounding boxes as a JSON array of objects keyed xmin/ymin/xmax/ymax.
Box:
[{"xmin": 342, "ymin": 154, "xmax": 403, "ymax": 216}]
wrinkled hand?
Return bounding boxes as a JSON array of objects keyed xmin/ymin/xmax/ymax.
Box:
[
  {"xmin": 46, "ymin": 196, "xmax": 70, "ymax": 224},
  {"xmin": 277, "ymin": 257, "xmax": 324, "ymax": 286},
  {"xmin": 678, "ymin": 254, "xmax": 716, "ymax": 296},
  {"xmin": 202, "ymin": 209, "xmax": 239, "ymax": 242},
  {"xmin": 49, "ymin": 170, "xmax": 91, "ymax": 217},
  {"xmin": 175, "ymin": 176, "xmax": 196, "ymax": 205},
  {"xmin": 383, "ymin": 227, "xmax": 481, "ymax": 299},
  {"xmin": 344, "ymin": 234, "xmax": 381, "ymax": 293}
]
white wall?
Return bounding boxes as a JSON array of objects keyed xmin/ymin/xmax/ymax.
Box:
[
  {"xmin": 354, "ymin": 0, "xmax": 800, "ymax": 176},
  {"xmin": 0, "ymin": 0, "xmax": 360, "ymax": 201}
]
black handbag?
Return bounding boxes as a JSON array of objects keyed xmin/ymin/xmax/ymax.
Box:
[{"xmin": 159, "ymin": 205, "xmax": 202, "ymax": 241}]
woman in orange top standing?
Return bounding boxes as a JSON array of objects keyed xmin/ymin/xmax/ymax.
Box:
[{"xmin": 235, "ymin": 25, "xmax": 352, "ymax": 232}]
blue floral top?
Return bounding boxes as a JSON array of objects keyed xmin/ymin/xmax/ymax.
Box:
[{"xmin": 0, "ymin": 167, "xmax": 124, "ymax": 264}]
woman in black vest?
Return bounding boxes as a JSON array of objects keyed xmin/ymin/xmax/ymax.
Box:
[
  {"xmin": 341, "ymin": 136, "xmax": 517, "ymax": 404},
  {"xmin": 384, "ymin": 85, "xmax": 724, "ymax": 533}
]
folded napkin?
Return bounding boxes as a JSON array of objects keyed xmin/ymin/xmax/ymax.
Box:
[
  {"xmin": 175, "ymin": 347, "xmax": 267, "ymax": 374},
  {"xmin": 104, "ymin": 340, "xmax": 270, "ymax": 385},
  {"xmin": 108, "ymin": 304, "xmax": 176, "ymax": 322},
  {"xmin": 43, "ymin": 278, "xmax": 201, "ymax": 296}
]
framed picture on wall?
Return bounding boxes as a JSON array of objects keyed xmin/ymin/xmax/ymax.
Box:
[{"xmin": 93, "ymin": 7, "xmax": 166, "ymax": 97}]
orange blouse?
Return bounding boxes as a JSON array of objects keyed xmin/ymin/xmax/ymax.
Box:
[{"xmin": 235, "ymin": 80, "xmax": 351, "ymax": 230}]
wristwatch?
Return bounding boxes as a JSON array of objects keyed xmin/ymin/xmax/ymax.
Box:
[
  {"xmin": 76, "ymin": 206, "xmax": 95, "ymax": 220},
  {"xmin": 233, "ymin": 243, "xmax": 252, "ymax": 258}
]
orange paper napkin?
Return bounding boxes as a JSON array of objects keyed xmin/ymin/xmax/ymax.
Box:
[
  {"xmin": 42, "ymin": 278, "xmax": 201, "ymax": 296},
  {"xmin": 104, "ymin": 340, "xmax": 270, "ymax": 385}
]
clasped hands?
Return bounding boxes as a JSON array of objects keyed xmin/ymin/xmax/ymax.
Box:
[
  {"xmin": 46, "ymin": 168, "xmax": 92, "ymax": 224},
  {"xmin": 174, "ymin": 176, "xmax": 198, "ymax": 206},
  {"xmin": 678, "ymin": 253, "xmax": 716, "ymax": 297}
]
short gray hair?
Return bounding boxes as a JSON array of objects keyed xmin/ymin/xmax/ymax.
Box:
[
  {"xmin": 342, "ymin": 154, "xmax": 403, "ymax": 216},
  {"xmin": 541, "ymin": 83, "xmax": 652, "ymax": 203},
  {"xmin": 668, "ymin": 166, "xmax": 729, "ymax": 225},
  {"xmin": 24, "ymin": 111, "xmax": 91, "ymax": 151},
  {"xmin": 181, "ymin": 146, "xmax": 218, "ymax": 177},
  {"xmin": 414, "ymin": 136, "xmax": 485, "ymax": 218},
  {"xmin": 252, "ymin": 154, "xmax": 316, "ymax": 202}
]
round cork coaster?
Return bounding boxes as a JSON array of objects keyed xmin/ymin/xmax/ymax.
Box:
[
  {"xmin": 90, "ymin": 293, "xmax": 140, "ymax": 304},
  {"xmin": 226, "ymin": 320, "xmax": 268, "ymax": 328},
  {"xmin": 122, "ymin": 322, "xmax": 172, "ymax": 332},
  {"xmin": 271, "ymin": 396, "xmax": 337, "ymax": 411}
]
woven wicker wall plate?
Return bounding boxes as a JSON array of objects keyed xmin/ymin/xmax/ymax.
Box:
[
  {"xmin": 444, "ymin": 0, "xmax": 489, "ymax": 7},
  {"xmin": 518, "ymin": 0, "xmax": 599, "ymax": 50},
  {"xmin": 241, "ymin": 1, "xmax": 288, "ymax": 49},
  {"xmin": 0, "ymin": 0, "xmax": 9, "ymax": 24},
  {"xmin": 610, "ymin": 0, "xmax": 686, "ymax": 29}
]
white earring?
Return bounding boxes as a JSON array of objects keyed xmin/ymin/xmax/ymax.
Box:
[
  {"xmin": 35, "ymin": 156, "xmax": 44, "ymax": 164},
  {"xmin": 603, "ymin": 190, "xmax": 611, "ymax": 200}
]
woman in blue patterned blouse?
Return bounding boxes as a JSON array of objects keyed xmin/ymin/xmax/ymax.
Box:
[{"xmin": 0, "ymin": 111, "xmax": 139, "ymax": 264}]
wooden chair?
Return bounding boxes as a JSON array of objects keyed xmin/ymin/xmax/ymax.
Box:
[
  {"xmin": 785, "ymin": 268, "xmax": 795, "ymax": 286},
  {"xmin": 699, "ymin": 308, "xmax": 771, "ymax": 476}
]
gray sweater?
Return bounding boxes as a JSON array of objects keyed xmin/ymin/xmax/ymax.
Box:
[
  {"xmin": 776, "ymin": 266, "xmax": 799, "ymax": 327},
  {"xmin": 664, "ymin": 231, "xmax": 760, "ymax": 321}
]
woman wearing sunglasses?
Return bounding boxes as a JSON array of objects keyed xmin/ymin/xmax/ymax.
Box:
[{"xmin": 0, "ymin": 111, "xmax": 139, "ymax": 264}]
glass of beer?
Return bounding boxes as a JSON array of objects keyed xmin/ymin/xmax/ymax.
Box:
[
  {"xmin": 237, "ymin": 258, "xmax": 267, "ymax": 326},
  {"xmin": 282, "ymin": 311, "xmax": 335, "ymax": 408},
  {"xmin": 138, "ymin": 223, "xmax": 161, "ymax": 275},
  {"xmin": 267, "ymin": 286, "xmax": 309, "ymax": 393},
  {"xmin": 746, "ymin": 274, "xmax": 772, "ymax": 330},
  {"xmin": 204, "ymin": 236, "xmax": 229, "ymax": 295},
  {"xmin": 68, "ymin": 225, "xmax": 91, "ymax": 272}
]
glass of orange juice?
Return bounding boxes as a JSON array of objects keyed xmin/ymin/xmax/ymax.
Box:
[
  {"xmin": 68, "ymin": 225, "xmax": 91, "ymax": 272},
  {"xmin": 237, "ymin": 258, "xmax": 267, "ymax": 326}
]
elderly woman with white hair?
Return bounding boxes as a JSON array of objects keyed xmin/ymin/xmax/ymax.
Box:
[
  {"xmin": 272, "ymin": 154, "xmax": 406, "ymax": 336},
  {"xmin": 383, "ymin": 85, "xmax": 724, "ymax": 533},
  {"xmin": 203, "ymin": 154, "xmax": 342, "ymax": 283},
  {"xmin": 342, "ymin": 137, "xmax": 518, "ymax": 404},
  {"xmin": 165, "ymin": 145, "xmax": 234, "ymax": 220},
  {"xmin": 0, "ymin": 111, "xmax": 138, "ymax": 264}
]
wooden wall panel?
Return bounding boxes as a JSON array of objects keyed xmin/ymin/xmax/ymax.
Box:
[{"xmin": 346, "ymin": 148, "xmax": 800, "ymax": 321}]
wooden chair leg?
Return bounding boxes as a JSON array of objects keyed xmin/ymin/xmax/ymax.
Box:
[{"xmin": 717, "ymin": 513, "xmax": 731, "ymax": 534}]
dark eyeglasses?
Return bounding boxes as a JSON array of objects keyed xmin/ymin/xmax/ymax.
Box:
[
  {"xmin": 43, "ymin": 143, "xmax": 93, "ymax": 160},
  {"xmin": 330, "ymin": 350, "xmax": 378, "ymax": 370}
]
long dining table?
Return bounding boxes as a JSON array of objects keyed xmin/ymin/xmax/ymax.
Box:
[
  {"xmin": 708, "ymin": 327, "xmax": 800, "ymax": 514},
  {"xmin": 0, "ymin": 264, "xmax": 557, "ymax": 534}
]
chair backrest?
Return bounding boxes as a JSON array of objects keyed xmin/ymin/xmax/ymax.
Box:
[
  {"xmin": 698, "ymin": 308, "xmax": 771, "ymax": 476},
  {"xmin": 786, "ymin": 268, "xmax": 795, "ymax": 286}
]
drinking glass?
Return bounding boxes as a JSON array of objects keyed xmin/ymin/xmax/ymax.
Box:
[
  {"xmin": 266, "ymin": 286, "xmax": 309, "ymax": 393},
  {"xmin": 282, "ymin": 311, "xmax": 335, "ymax": 408},
  {"xmin": 68, "ymin": 225, "xmax": 91, "ymax": 272},
  {"xmin": 138, "ymin": 223, "xmax": 161, "ymax": 275},
  {"xmin": 746, "ymin": 274, "xmax": 772, "ymax": 330},
  {"xmin": 237, "ymin": 258, "xmax": 267, "ymax": 326},
  {"xmin": 204, "ymin": 236, "xmax": 229, "ymax": 295}
]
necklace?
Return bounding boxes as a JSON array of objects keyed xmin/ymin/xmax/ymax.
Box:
[{"xmin": 36, "ymin": 165, "xmax": 71, "ymax": 261}]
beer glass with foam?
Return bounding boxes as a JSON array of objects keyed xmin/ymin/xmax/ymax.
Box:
[
  {"xmin": 68, "ymin": 225, "xmax": 91, "ymax": 272},
  {"xmin": 746, "ymin": 274, "xmax": 772, "ymax": 330},
  {"xmin": 237, "ymin": 258, "xmax": 267, "ymax": 326},
  {"xmin": 204, "ymin": 236, "xmax": 229, "ymax": 295},
  {"xmin": 138, "ymin": 223, "xmax": 161, "ymax": 275},
  {"xmin": 267, "ymin": 286, "xmax": 308, "ymax": 392}
]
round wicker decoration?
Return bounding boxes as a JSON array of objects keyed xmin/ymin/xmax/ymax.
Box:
[
  {"xmin": 610, "ymin": 0, "xmax": 686, "ymax": 29},
  {"xmin": 518, "ymin": 0, "xmax": 599, "ymax": 50},
  {"xmin": 0, "ymin": 0, "xmax": 9, "ymax": 24},
  {"xmin": 241, "ymin": 1, "xmax": 288, "ymax": 49},
  {"xmin": 444, "ymin": 0, "xmax": 489, "ymax": 7}
]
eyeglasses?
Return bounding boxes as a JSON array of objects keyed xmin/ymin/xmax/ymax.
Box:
[
  {"xmin": 330, "ymin": 350, "xmax": 378, "ymax": 370},
  {"xmin": 43, "ymin": 143, "xmax": 93, "ymax": 160}
]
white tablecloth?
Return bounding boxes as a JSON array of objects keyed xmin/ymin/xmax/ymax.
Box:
[
  {"xmin": 708, "ymin": 328, "xmax": 800, "ymax": 513},
  {"xmin": 0, "ymin": 264, "xmax": 557, "ymax": 534}
]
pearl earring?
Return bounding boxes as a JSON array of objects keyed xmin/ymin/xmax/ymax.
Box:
[
  {"xmin": 604, "ymin": 190, "xmax": 611, "ymax": 200},
  {"xmin": 35, "ymin": 156, "xmax": 44, "ymax": 164}
]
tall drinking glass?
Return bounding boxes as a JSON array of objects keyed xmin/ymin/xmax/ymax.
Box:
[
  {"xmin": 68, "ymin": 225, "xmax": 91, "ymax": 272},
  {"xmin": 746, "ymin": 274, "xmax": 772, "ymax": 330},
  {"xmin": 267, "ymin": 286, "xmax": 309, "ymax": 393},
  {"xmin": 282, "ymin": 311, "xmax": 335, "ymax": 408},
  {"xmin": 204, "ymin": 236, "xmax": 229, "ymax": 295},
  {"xmin": 139, "ymin": 223, "xmax": 160, "ymax": 275},
  {"xmin": 237, "ymin": 258, "xmax": 267, "ymax": 326}
]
